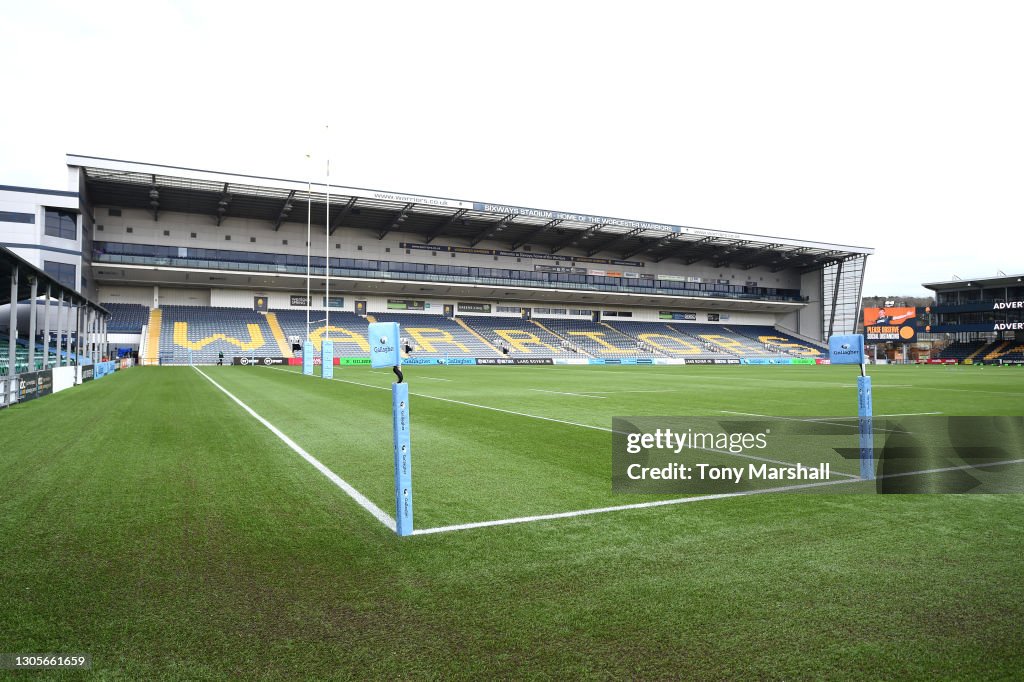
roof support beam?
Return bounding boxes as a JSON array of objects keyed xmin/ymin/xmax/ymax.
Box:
[
  {"xmin": 469, "ymin": 214, "xmax": 515, "ymax": 247},
  {"xmin": 710, "ymin": 240, "xmax": 751, "ymax": 268},
  {"xmin": 377, "ymin": 202, "xmax": 415, "ymax": 240},
  {"xmin": 329, "ymin": 196, "xmax": 358, "ymax": 235},
  {"xmin": 424, "ymin": 208, "xmax": 468, "ymax": 244},
  {"xmin": 670, "ymin": 236, "xmax": 715, "ymax": 264},
  {"xmin": 215, "ymin": 183, "xmax": 231, "ymax": 226},
  {"xmin": 621, "ymin": 233, "xmax": 680, "ymax": 260},
  {"xmin": 800, "ymin": 252, "xmax": 845, "ymax": 274},
  {"xmin": 273, "ymin": 190, "xmax": 297, "ymax": 231},
  {"xmin": 148, "ymin": 174, "xmax": 159, "ymax": 221},
  {"xmin": 510, "ymin": 219, "xmax": 562, "ymax": 250},
  {"xmin": 770, "ymin": 247, "xmax": 811, "ymax": 272},
  {"xmin": 586, "ymin": 227, "xmax": 645, "ymax": 257},
  {"xmin": 550, "ymin": 223, "xmax": 604, "ymax": 255}
]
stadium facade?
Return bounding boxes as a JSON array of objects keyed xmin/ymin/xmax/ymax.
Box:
[
  {"xmin": 2, "ymin": 154, "xmax": 873, "ymax": 376},
  {"xmin": 926, "ymin": 274, "xmax": 1024, "ymax": 364}
]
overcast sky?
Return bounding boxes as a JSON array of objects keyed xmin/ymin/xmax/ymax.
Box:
[{"xmin": 2, "ymin": 1, "xmax": 1021, "ymax": 296}]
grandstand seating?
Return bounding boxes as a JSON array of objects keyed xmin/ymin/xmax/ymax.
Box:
[
  {"xmin": 112, "ymin": 304, "xmax": 849, "ymax": 365},
  {"xmin": 271, "ymin": 310, "xmax": 370, "ymax": 357},
  {"xmin": 157, "ymin": 306, "xmax": 278, "ymax": 364},
  {"xmin": 459, "ymin": 316, "xmax": 582, "ymax": 358},
  {"xmin": 372, "ymin": 313, "xmax": 498, "ymax": 357},
  {"xmin": 105, "ymin": 303, "xmax": 149, "ymax": 332},
  {"xmin": 604, "ymin": 322, "xmax": 734, "ymax": 359},
  {"xmin": 998, "ymin": 343, "xmax": 1024, "ymax": 362},
  {"xmin": 661, "ymin": 324, "xmax": 781, "ymax": 357},
  {"xmin": 938, "ymin": 340, "xmax": 989, "ymax": 362},
  {"xmin": 540, "ymin": 319, "xmax": 660, "ymax": 358},
  {"xmin": 934, "ymin": 339, "xmax": 1024, "ymax": 363},
  {"xmin": 723, "ymin": 325, "xmax": 826, "ymax": 356},
  {"xmin": 0, "ymin": 339, "xmax": 60, "ymax": 376}
]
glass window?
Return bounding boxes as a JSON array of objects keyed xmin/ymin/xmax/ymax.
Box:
[
  {"xmin": 44, "ymin": 209, "xmax": 77, "ymax": 240},
  {"xmin": 43, "ymin": 260, "xmax": 76, "ymax": 288}
]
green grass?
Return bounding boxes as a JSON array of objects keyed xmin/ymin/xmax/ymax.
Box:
[{"xmin": 1, "ymin": 364, "xmax": 1023, "ymax": 679}]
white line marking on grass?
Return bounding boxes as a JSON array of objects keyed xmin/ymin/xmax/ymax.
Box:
[
  {"xmin": 266, "ymin": 366, "xmax": 846, "ymax": 476},
  {"xmin": 193, "ymin": 367, "xmax": 396, "ymax": 532},
  {"xmin": 801, "ymin": 412, "xmax": 944, "ymax": 419},
  {"xmin": 268, "ymin": 367, "xmax": 615, "ymax": 433},
  {"xmin": 419, "ymin": 377, "xmax": 453, "ymax": 382},
  {"xmin": 411, "ymin": 458, "xmax": 1024, "ymax": 535},
  {"xmin": 719, "ymin": 410, "xmax": 942, "ymax": 431},
  {"xmin": 578, "ymin": 389, "xmax": 681, "ymax": 395},
  {"xmin": 530, "ymin": 388, "xmax": 606, "ymax": 399}
]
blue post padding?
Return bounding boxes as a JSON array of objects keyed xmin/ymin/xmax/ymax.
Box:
[
  {"xmin": 829, "ymin": 334, "xmax": 866, "ymax": 365},
  {"xmin": 368, "ymin": 322, "xmax": 402, "ymax": 368},
  {"xmin": 302, "ymin": 341, "xmax": 314, "ymax": 376},
  {"xmin": 858, "ymin": 375, "xmax": 875, "ymax": 480},
  {"xmin": 392, "ymin": 381, "xmax": 413, "ymax": 536},
  {"xmin": 321, "ymin": 340, "xmax": 334, "ymax": 379}
]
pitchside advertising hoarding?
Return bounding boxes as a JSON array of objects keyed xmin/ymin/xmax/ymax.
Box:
[
  {"xmin": 659, "ymin": 311, "xmax": 697, "ymax": 321},
  {"xmin": 232, "ymin": 357, "xmax": 288, "ymax": 366},
  {"xmin": 863, "ymin": 306, "xmax": 930, "ymax": 342},
  {"xmin": 18, "ymin": 369, "xmax": 53, "ymax": 402}
]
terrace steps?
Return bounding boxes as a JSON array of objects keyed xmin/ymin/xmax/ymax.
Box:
[
  {"xmin": 144, "ymin": 309, "xmax": 162, "ymax": 364},
  {"xmin": 265, "ymin": 313, "xmax": 293, "ymax": 358}
]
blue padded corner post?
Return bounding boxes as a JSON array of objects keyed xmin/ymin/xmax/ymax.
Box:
[
  {"xmin": 321, "ymin": 339, "xmax": 334, "ymax": 379},
  {"xmin": 392, "ymin": 381, "xmax": 413, "ymax": 536},
  {"xmin": 857, "ymin": 374, "xmax": 874, "ymax": 480},
  {"xmin": 367, "ymin": 321, "xmax": 412, "ymax": 536},
  {"xmin": 302, "ymin": 340, "xmax": 314, "ymax": 376},
  {"xmin": 830, "ymin": 334, "xmax": 874, "ymax": 480}
]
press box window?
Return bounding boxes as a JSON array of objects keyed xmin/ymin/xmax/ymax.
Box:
[{"xmin": 44, "ymin": 209, "xmax": 77, "ymax": 240}]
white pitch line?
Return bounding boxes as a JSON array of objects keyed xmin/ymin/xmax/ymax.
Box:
[
  {"xmin": 412, "ymin": 457, "xmax": 1024, "ymax": 535},
  {"xmin": 719, "ymin": 410, "xmax": 942, "ymax": 432},
  {"xmin": 530, "ymin": 388, "xmax": 606, "ymax": 399},
  {"xmin": 578, "ymin": 389, "xmax": 681, "ymax": 395},
  {"xmin": 193, "ymin": 367, "xmax": 396, "ymax": 531},
  {"xmin": 419, "ymin": 377, "xmax": 453, "ymax": 382},
  {"xmin": 266, "ymin": 366, "xmax": 845, "ymax": 476},
  {"xmin": 800, "ymin": 412, "xmax": 945, "ymax": 419},
  {"xmin": 268, "ymin": 366, "xmax": 615, "ymax": 433}
]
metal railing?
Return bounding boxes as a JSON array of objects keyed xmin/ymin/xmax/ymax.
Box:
[{"xmin": 94, "ymin": 253, "xmax": 808, "ymax": 304}]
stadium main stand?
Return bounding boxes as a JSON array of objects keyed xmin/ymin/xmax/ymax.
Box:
[
  {"xmin": 459, "ymin": 316, "xmax": 583, "ymax": 358},
  {"xmin": 141, "ymin": 307, "xmax": 832, "ymax": 363},
  {"xmin": 157, "ymin": 306, "xmax": 278, "ymax": 364},
  {"xmin": 372, "ymin": 313, "xmax": 499, "ymax": 357}
]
